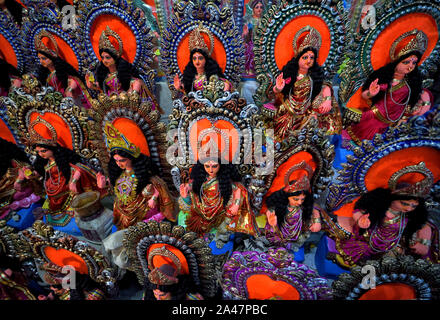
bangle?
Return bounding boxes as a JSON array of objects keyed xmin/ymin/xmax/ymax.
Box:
[
  {"xmin": 367, "ymin": 90, "xmax": 372, "ymax": 97},
  {"xmin": 234, "ymin": 198, "xmax": 241, "ymax": 205},
  {"xmin": 15, "ymin": 178, "xmax": 24, "ymax": 184},
  {"xmin": 312, "ymin": 217, "xmax": 321, "ymax": 224},
  {"xmin": 413, "ymin": 238, "xmax": 431, "ymax": 246},
  {"xmin": 151, "ymin": 196, "xmax": 158, "ymax": 202},
  {"xmin": 71, "ymin": 178, "xmax": 78, "ymax": 184}
]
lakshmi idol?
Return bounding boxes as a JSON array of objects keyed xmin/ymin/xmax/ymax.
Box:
[
  {"xmin": 97, "ymin": 122, "xmax": 175, "ymax": 230},
  {"xmin": 17, "ymin": 117, "xmax": 103, "ymax": 234},
  {"xmin": 0, "ymin": 138, "xmax": 41, "ymax": 224},
  {"xmin": 34, "ymin": 30, "xmax": 93, "ymax": 109},
  {"xmin": 173, "ymin": 23, "xmax": 232, "ymax": 94},
  {"xmin": 142, "ymin": 248, "xmax": 203, "ymax": 301},
  {"xmin": 86, "ymin": 26, "xmax": 158, "ymax": 108},
  {"xmin": 178, "ymin": 155, "xmax": 259, "ymax": 249},
  {"xmin": 322, "ymin": 162, "xmax": 439, "ymax": 267},
  {"xmin": 272, "ymin": 26, "xmax": 341, "ymax": 141},
  {"xmin": 343, "ymin": 30, "xmax": 432, "ymax": 144},
  {"xmin": 242, "ymin": 0, "xmax": 264, "ymax": 77},
  {"xmin": 264, "ymin": 160, "xmax": 322, "ymax": 254}
]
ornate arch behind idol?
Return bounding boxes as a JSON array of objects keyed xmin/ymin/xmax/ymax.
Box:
[
  {"xmin": 339, "ymin": 0, "xmax": 440, "ymax": 106},
  {"xmin": 73, "ymin": 0, "xmax": 157, "ymax": 93},
  {"xmin": 87, "ymin": 92, "xmax": 168, "ymax": 179},
  {"xmin": 167, "ymin": 76, "xmax": 264, "ymax": 192},
  {"xmin": 326, "ymin": 109, "xmax": 440, "ymax": 212},
  {"xmin": 4, "ymin": 77, "xmax": 98, "ymax": 167},
  {"xmin": 253, "ymin": 0, "xmax": 346, "ymax": 106}
]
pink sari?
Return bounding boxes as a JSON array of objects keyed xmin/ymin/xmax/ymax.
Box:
[{"xmin": 343, "ymin": 82, "xmax": 410, "ymax": 142}]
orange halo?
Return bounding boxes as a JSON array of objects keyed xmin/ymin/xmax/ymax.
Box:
[
  {"xmin": 345, "ymin": 87, "xmax": 371, "ymax": 111},
  {"xmin": 0, "ymin": 33, "xmax": 18, "ymax": 68},
  {"xmin": 146, "ymin": 243, "xmax": 189, "ymax": 275},
  {"xmin": 364, "ymin": 147, "xmax": 440, "ymax": 191},
  {"xmin": 359, "ymin": 283, "xmax": 416, "ymax": 300},
  {"xmin": 38, "ymin": 31, "xmax": 80, "ymax": 71},
  {"xmin": 90, "ymin": 14, "xmax": 137, "ymax": 63},
  {"xmin": 44, "ymin": 246, "xmax": 89, "ymax": 275},
  {"xmin": 29, "ymin": 112, "xmax": 73, "ymax": 150},
  {"xmin": 176, "ymin": 32, "xmax": 227, "ymax": 74},
  {"xmin": 260, "ymin": 151, "xmax": 317, "ymax": 214},
  {"xmin": 370, "ymin": 13, "xmax": 438, "ymax": 70},
  {"xmin": 246, "ymin": 274, "xmax": 300, "ymax": 300},
  {"xmin": 274, "ymin": 15, "xmax": 331, "ymax": 70},
  {"xmin": 189, "ymin": 118, "xmax": 239, "ymax": 163},
  {"xmin": 0, "ymin": 118, "xmax": 17, "ymax": 144},
  {"xmin": 112, "ymin": 118, "xmax": 150, "ymax": 157}
]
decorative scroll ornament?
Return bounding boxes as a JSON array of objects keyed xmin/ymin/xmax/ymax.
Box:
[
  {"xmin": 188, "ymin": 22, "xmax": 214, "ymax": 56},
  {"xmin": 389, "ymin": 162, "xmax": 434, "ymax": 198},
  {"xmin": 283, "ymin": 160, "xmax": 314, "ymax": 193},
  {"xmin": 98, "ymin": 26, "xmax": 124, "ymax": 59},
  {"xmin": 390, "ymin": 29, "xmax": 428, "ymax": 62},
  {"xmin": 293, "ymin": 26, "xmax": 322, "ymax": 58},
  {"xmin": 104, "ymin": 122, "xmax": 141, "ymax": 159},
  {"xmin": 28, "ymin": 116, "xmax": 58, "ymax": 147},
  {"xmin": 34, "ymin": 29, "xmax": 58, "ymax": 57},
  {"xmin": 332, "ymin": 255, "xmax": 440, "ymax": 300},
  {"xmin": 147, "ymin": 246, "xmax": 182, "ymax": 286}
]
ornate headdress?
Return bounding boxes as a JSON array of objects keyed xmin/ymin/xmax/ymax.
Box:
[
  {"xmin": 293, "ymin": 26, "xmax": 322, "ymax": 58},
  {"xmin": 390, "ymin": 29, "xmax": 428, "ymax": 62},
  {"xmin": 99, "ymin": 26, "xmax": 123, "ymax": 59},
  {"xmin": 34, "ymin": 30, "xmax": 58, "ymax": 58},
  {"xmin": 196, "ymin": 125, "xmax": 231, "ymax": 163},
  {"xmin": 388, "ymin": 162, "xmax": 434, "ymax": 198},
  {"xmin": 104, "ymin": 122, "xmax": 141, "ymax": 158},
  {"xmin": 283, "ymin": 160, "xmax": 314, "ymax": 193},
  {"xmin": 188, "ymin": 22, "xmax": 214, "ymax": 56},
  {"xmin": 147, "ymin": 246, "xmax": 182, "ymax": 286},
  {"xmin": 28, "ymin": 116, "xmax": 58, "ymax": 147}
]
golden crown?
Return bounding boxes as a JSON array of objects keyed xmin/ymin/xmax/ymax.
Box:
[
  {"xmin": 35, "ymin": 30, "xmax": 58, "ymax": 58},
  {"xmin": 388, "ymin": 162, "xmax": 434, "ymax": 198},
  {"xmin": 293, "ymin": 26, "xmax": 322, "ymax": 58},
  {"xmin": 99, "ymin": 26, "xmax": 123, "ymax": 58},
  {"xmin": 147, "ymin": 246, "xmax": 182, "ymax": 286},
  {"xmin": 283, "ymin": 160, "xmax": 314, "ymax": 193},
  {"xmin": 390, "ymin": 29, "xmax": 428, "ymax": 62},
  {"xmin": 104, "ymin": 122, "xmax": 140, "ymax": 158},
  {"xmin": 188, "ymin": 22, "xmax": 214, "ymax": 56},
  {"xmin": 28, "ymin": 116, "xmax": 58, "ymax": 147}
]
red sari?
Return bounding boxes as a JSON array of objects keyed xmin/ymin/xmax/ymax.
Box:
[{"xmin": 43, "ymin": 162, "xmax": 103, "ymax": 226}]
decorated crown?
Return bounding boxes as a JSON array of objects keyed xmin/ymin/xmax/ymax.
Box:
[
  {"xmin": 293, "ymin": 26, "xmax": 322, "ymax": 58},
  {"xmin": 388, "ymin": 162, "xmax": 434, "ymax": 198},
  {"xmin": 28, "ymin": 116, "xmax": 58, "ymax": 147},
  {"xmin": 99, "ymin": 26, "xmax": 123, "ymax": 58},
  {"xmin": 35, "ymin": 30, "xmax": 58, "ymax": 58},
  {"xmin": 188, "ymin": 22, "xmax": 214, "ymax": 56},
  {"xmin": 104, "ymin": 122, "xmax": 141, "ymax": 158},
  {"xmin": 147, "ymin": 246, "xmax": 182, "ymax": 286},
  {"xmin": 390, "ymin": 29, "xmax": 428, "ymax": 62},
  {"xmin": 283, "ymin": 160, "xmax": 314, "ymax": 193}
]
